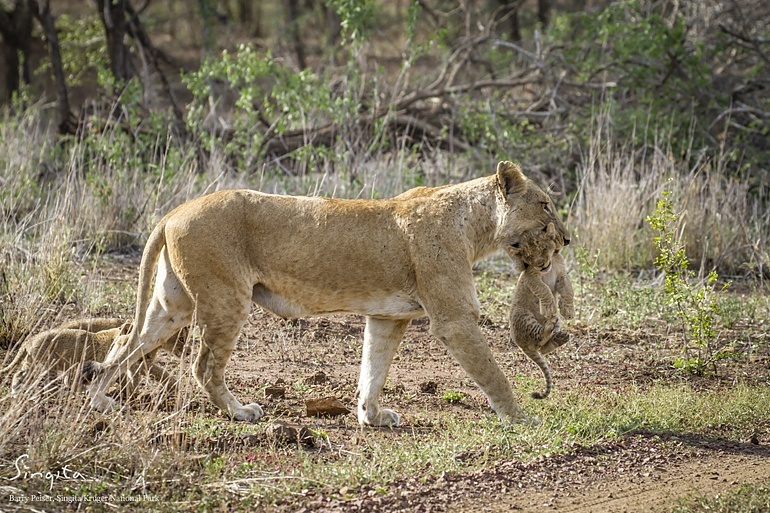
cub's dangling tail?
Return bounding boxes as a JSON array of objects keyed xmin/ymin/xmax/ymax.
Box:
[{"xmin": 521, "ymin": 348, "xmax": 552, "ymax": 400}]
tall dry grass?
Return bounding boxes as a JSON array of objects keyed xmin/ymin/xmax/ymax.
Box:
[
  {"xmin": 0, "ymin": 326, "xmax": 203, "ymax": 500},
  {"xmin": 570, "ymin": 117, "xmax": 770, "ymax": 278}
]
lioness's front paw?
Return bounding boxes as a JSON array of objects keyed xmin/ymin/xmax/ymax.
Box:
[
  {"xmin": 90, "ymin": 393, "xmax": 117, "ymax": 412},
  {"xmin": 231, "ymin": 403, "xmax": 264, "ymax": 422},
  {"xmin": 359, "ymin": 407, "xmax": 400, "ymax": 427}
]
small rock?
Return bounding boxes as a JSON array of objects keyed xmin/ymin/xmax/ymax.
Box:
[
  {"xmin": 305, "ymin": 396, "xmax": 351, "ymax": 418},
  {"xmin": 305, "ymin": 371, "xmax": 328, "ymax": 385},
  {"xmin": 266, "ymin": 420, "xmax": 315, "ymax": 447},
  {"xmin": 265, "ymin": 385, "xmax": 286, "ymax": 399},
  {"xmin": 750, "ymin": 434, "xmax": 760, "ymax": 445},
  {"xmin": 239, "ymin": 433, "xmax": 261, "ymax": 446},
  {"xmin": 419, "ymin": 381, "xmax": 438, "ymax": 394}
]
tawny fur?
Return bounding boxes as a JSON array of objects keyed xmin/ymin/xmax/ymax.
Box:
[
  {"xmin": 87, "ymin": 161, "xmax": 569, "ymax": 426},
  {"xmin": 3, "ymin": 325, "xmax": 125, "ymax": 395},
  {"xmin": 509, "ymin": 223, "xmax": 575, "ymax": 399},
  {"xmin": 3, "ymin": 318, "xmax": 186, "ymax": 396}
]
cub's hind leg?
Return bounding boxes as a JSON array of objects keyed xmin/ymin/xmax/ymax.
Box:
[
  {"xmin": 520, "ymin": 348, "xmax": 552, "ymax": 399},
  {"xmin": 510, "ymin": 307, "xmax": 553, "ymax": 400},
  {"xmin": 538, "ymin": 331, "xmax": 569, "ymax": 355}
]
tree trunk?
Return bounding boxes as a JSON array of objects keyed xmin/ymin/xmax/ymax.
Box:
[
  {"xmin": 28, "ymin": 0, "xmax": 73, "ymax": 133},
  {"xmin": 538, "ymin": 0, "xmax": 551, "ymax": 30},
  {"xmin": 286, "ymin": 0, "xmax": 306, "ymax": 69},
  {"xmin": 94, "ymin": 0, "xmax": 132, "ymax": 83},
  {"xmin": 0, "ymin": 0, "xmax": 33, "ymax": 103},
  {"xmin": 496, "ymin": 0, "xmax": 521, "ymax": 42}
]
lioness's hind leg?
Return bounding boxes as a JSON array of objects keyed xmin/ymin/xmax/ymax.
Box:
[
  {"xmin": 89, "ymin": 251, "xmax": 193, "ymax": 410},
  {"xmin": 194, "ymin": 329, "xmax": 262, "ymax": 422},
  {"xmin": 357, "ymin": 317, "xmax": 409, "ymax": 427}
]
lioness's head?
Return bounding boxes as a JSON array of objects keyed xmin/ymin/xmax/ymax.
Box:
[
  {"xmin": 509, "ymin": 222, "xmax": 563, "ymax": 273},
  {"xmin": 495, "ymin": 161, "xmax": 569, "ymax": 268}
]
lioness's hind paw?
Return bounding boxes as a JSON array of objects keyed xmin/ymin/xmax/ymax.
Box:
[
  {"xmin": 360, "ymin": 408, "xmax": 400, "ymax": 427},
  {"xmin": 232, "ymin": 403, "xmax": 264, "ymax": 422}
]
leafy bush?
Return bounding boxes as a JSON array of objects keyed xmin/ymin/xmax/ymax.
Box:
[{"xmin": 646, "ymin": 188, "xmax": 729, "ymax": 375}]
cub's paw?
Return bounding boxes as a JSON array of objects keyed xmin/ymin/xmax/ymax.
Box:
[
  {"xmin": 539, "ymin": 316, "xmax": 557, "ymax": 343},
  {"xmin": 231, "ymin": 403, "xmax": 264, "ymax": 423},
  {"xmin": 359, "ymin": 407, "xmax": 401, "ymax": 427},
  {"xmin": 89, "ymin": 393, "xmax": 117, "ymax": 412},
  {"xmin": 539, "ymin": 301, "xmax": 558, "ymax": 320}
]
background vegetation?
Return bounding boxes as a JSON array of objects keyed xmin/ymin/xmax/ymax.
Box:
[{"xmin": 0, "ymin": 0, "xmax": 769, "ymax": 511}]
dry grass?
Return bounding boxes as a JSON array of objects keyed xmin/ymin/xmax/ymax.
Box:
[{"xmin": 570, "ymin": 117, "xmax": 770, "ymax": 277}]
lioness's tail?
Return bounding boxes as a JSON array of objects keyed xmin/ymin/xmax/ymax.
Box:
[
  {"xmin": 523, "ymin": 349, "xmax": 552, "ymax": 400},
  {"xmin": 129, "ymin": 215, "xmax": 171, "ymax": 348}
]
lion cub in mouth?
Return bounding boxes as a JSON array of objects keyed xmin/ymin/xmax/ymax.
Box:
[
  {"xmin": 2, "ymin": 318, "xmax": 184, "ymax": 396},
  {"xmin": 509, "ymin": 222, "xmax": 575, "ymax": 399}
]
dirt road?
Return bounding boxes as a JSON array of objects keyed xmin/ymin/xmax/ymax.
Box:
[
  {"xmin": 315, "ymin": 431, "xmax": 770, "ymax": 512},
  {"xmin": 477, "ymin": 449, "xmax": 770, "ymax": 512}
]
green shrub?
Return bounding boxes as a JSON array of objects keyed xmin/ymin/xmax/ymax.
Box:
[{"xmin": 646, "ymin": 188, "xmax": 729, "ymax": 375}]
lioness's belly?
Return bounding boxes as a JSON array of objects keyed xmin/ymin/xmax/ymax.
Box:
[{"xmin": 252, "ymin": 284, "xmax": 425, "ymax": 320}]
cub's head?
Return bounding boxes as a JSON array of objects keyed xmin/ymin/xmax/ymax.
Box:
[
  {"xmin": 495, "ymin": 161, "xmax": 569, "ymax": 268},
  {"xmin": 508, "ymin": 222, "xmax": 563, "ymax": 273}
]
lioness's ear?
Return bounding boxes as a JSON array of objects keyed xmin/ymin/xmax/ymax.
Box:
[
  {"xmin": 546, "ymin": 222, "xmax": 556, "ymax": 237},
  {"xmin": 496, "ymin": 161, "xmax": 528, "ymax": 196}
]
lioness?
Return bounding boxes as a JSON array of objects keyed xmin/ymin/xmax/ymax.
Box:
[
  {"xmin": 508, "ymin": 222, "xmax": 574, "ymax": 399},
  {"xmin": 87, "ymin": 161, "xmax": 569, "ymax": 426}
]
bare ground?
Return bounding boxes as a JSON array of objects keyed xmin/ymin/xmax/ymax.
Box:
[
  {"xmin": 226, "ymin": 311, "xmax": 769, "ymax": 513},
  {"xmin": 3, "ymin": 261, "xmax": 769, "ymax": 512}
]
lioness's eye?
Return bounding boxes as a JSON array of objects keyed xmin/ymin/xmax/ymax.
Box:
[
  {"xmin": 511, "ymin": 242, "xmax": 520, "ymax": 248},
  {"xmin": 542, "ymin": 202, "xmax": 551, "ymax": 213}
]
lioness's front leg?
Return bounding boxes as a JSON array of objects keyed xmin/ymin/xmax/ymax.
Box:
[
  {"xmin": 431, "ymin": 315, "xmax": 529, "ymax": 423},
  {"xmin": 357, "ymin": 317, "xmax": 410, "ymax": 427}
]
